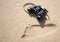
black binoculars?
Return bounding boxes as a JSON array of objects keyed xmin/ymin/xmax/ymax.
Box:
[
  {"xmin": 27, "ymin": 5, "xmax": 48, "ymax": 20},
  {"xmin": 23, "ymin": 3, "xmax": 49, "ymax": 20}
]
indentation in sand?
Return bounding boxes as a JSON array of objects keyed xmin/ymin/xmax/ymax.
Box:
[{"xmin": 21, "ymin": 25, "xmax": 57, "ymax": 40}]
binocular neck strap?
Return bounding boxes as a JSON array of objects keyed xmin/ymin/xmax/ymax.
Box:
[{"xmin": 23, "ymin": 3, "xmax": 35, "ymax": 13}]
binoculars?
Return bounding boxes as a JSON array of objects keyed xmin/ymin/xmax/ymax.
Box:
[
  {"xmin": 27, "ymin": 5, "xmax": 48, "ymax": 20},
  {"xmin": 23, "ymin": 3, "xmax": 49, "ymax": 20}
]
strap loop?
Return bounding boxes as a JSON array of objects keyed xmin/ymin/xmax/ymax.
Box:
[{"xmin": 23, "ymin": 3, "xmax": 35, "ymax": 13}]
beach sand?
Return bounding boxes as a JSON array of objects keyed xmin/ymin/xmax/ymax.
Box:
[{"xmin": 0, "ymin": 0, "xmax": 60, "ymax": 42}]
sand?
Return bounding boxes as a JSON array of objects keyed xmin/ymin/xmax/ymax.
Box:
[{"xmin": 0, "ymin": 0, "xmax": 60, "ymax": 42}]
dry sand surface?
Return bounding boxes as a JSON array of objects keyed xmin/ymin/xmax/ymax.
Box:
[{"xmin": 0, "ymin": 0, "xmax": 60, "ymax": 42}]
